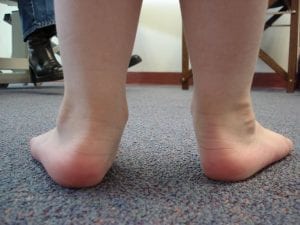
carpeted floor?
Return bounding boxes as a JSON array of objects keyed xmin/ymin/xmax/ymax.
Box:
[{"xmin": 0, "ymin": 83, "xmax": 299, "ymax": 225}]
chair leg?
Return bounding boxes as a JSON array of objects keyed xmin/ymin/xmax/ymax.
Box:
[
  {"xmin": 181, "ymin": 30, "xmax": 191, "ymax": 90},
  {"xmin": 287, "ymin": 0, "xmax": 299, "ymax": 92}
]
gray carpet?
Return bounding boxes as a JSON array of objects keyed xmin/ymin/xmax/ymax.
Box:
[{"xmin": 0, "ymin": 83, "xmax": 299, "ymax": 225}]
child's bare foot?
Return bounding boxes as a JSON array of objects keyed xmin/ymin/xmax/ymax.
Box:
[
  {"xmin": 40, "ymin": 0, "xmax": 141, "ymax": 188},
  {"xmin": 192, "ymin": 100, "xmax": 293, "ymax": 181},
  {"xmin": 30, "ymin": 98, "xmax": 128, "ymax": 188}
]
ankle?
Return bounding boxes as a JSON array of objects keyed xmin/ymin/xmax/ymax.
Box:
[
  {"xmin": 192, "ymin": 99, "xmax": 257, "ymax": 149},
  {"xmin": 192, "ymin": 92, "xmax": 252, "ymax": 113},
  {"xmin": 192, "ymin": 98, "xmax": 255, "ymax": 127},
  {"xmin": 54, "ymin": 98, "xmax": 128, "ymax": 144}
]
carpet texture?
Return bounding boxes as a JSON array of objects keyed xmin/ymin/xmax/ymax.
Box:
[{"xmin": 0, "ymin": 84, "xmax": 299, "ymax": 225}]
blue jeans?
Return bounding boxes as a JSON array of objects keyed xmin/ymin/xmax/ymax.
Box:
[{"xmin": 17, "ymin": 0, "xmax": 56, "ymax": 41}]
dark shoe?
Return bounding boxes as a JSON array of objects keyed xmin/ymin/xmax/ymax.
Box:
[
  {"xmin": 27, "ymin": 27, "xmax": 63, "ymax": 83},
  {"xmin": 129, "ymin": 55, "xmax": 142, "ymax": 68}
]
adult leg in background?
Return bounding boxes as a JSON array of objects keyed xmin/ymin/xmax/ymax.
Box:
[
  {"xmin": 30, "ymin": 0, "xmax": 142, "ymax": 187},
  {"xmin": 17, "ymin": 0, "xmax": 63, "ymax": 82},
  {"xmin": 180, "ymin": 0, "xmax": 293, "ymax": 181}
]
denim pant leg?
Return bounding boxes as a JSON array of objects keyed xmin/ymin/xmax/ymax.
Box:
[{"xmin": 17, "ymin": 0, "xmax": 56, "ymax": 41}]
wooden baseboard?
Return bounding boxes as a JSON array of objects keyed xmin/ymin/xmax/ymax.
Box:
[
  {"xmin": 252, "ymin": 73, "xmax": 287, "ymax": 88},
  {"xmin": 127, "ymin": 72, "xmax": 299, "ymax": 90},
  {"xmin": 127, "ymin": 72, "xmax": 182, "ymax": 85}
]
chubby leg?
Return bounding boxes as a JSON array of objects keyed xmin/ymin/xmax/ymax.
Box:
[
  {"xmin": 180, "ymin": 0, "xmax": 293, "ymax": 181},
  {"xmin": 30, "ymin": 0, "xmax": 142, "ymax": 187}
]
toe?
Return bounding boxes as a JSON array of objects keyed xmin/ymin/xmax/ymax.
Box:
[
  {"xmin": 284, "ymin": 137, "xmax": 293, "ymax": 153},
  {"xmin": 29, "ymin": 137, "xmax": 40, "ymax": 161}
]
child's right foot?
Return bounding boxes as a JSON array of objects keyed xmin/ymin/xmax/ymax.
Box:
[{"xmin": 192, "ymin": 100, "xmax": 293, "ymax": 181}]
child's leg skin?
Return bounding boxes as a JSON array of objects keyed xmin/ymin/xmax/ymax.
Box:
[
  {"xmin": 30, "ymin": 0, "xmax": 142, "ymax": 188},
  {"xmin": 180, "ymin": 0, "xmax": 293, "ymax": 181}
]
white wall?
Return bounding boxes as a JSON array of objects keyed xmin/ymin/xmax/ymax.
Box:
[
  {"xmin": 129, "ymin": 0, "xmax": 182, "ymax": 72},
  {"xmin": 0, "ymin": 4, "xmax": 17, "ymax": 58},
  {"xmin": 263, "ymin": 27, "xmax": 290, "ymax": 67},
  {"xmin": 0, "ymin": 1, "xmax": 291, "ymax": 73},
  {"xmin": 259, "ymin": 12, "xmax": 291, "ymax": 72}
]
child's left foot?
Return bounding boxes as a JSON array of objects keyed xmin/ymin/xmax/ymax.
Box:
[{"xmin": 30, "ymin": 96, "xmax": 128, "ymax": 188}]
